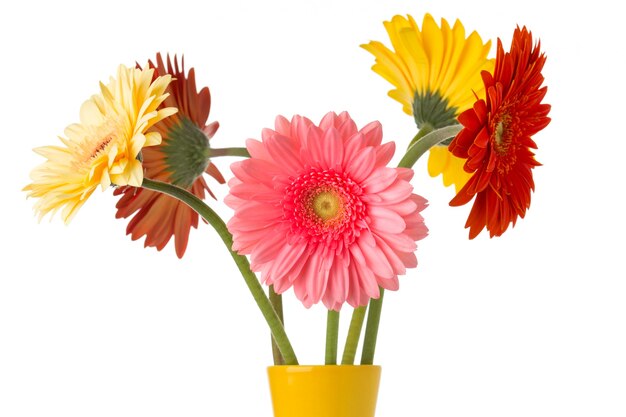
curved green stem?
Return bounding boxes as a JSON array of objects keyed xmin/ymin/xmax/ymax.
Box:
[
  {"xmin": 269, "ymin": 286, "xmax": 285, "ymax": 365},
  {"xmin": 407, "ymin": 123, "xmax": 434, "ymax": 148},
  {"xmin": 359, "ymin": 124, "xmax": 462, "ymax": 365},
  {"xmin": 341, "ymin": 306, "xmax": 367, "ymax": 365},
  {"xmin": 325, "ymin": 310, "xmax": 340, "ymax": 365},
  {"xmin": 141, "ymin": 178, "xmax": 298, "ymax": 365},
  {"xmin": 209, "ymin": 147, "xmax": 250, "ymax": 158},
  {"xmin": 398, "ymin": 125, "xmax": 462, "ymax": 169}
]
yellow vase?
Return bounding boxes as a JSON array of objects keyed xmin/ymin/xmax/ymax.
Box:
[{"xmin": 267, "ymin": 365, "xmax": 382, "ymax": 417}]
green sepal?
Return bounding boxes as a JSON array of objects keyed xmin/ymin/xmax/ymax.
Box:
[
  {"xmin": 412, "ymin": 90, "xmax": 459, "ymax": 140},
  {"xmin": 162, "ymin": 117, "xmax": 211, "ymax": 188}
]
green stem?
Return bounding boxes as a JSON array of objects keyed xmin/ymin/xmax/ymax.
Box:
[
  {"xmin": 141, "ymin": 178, "xmax": 298, "ymax": 365},
  {"xmin": 360, "ymin": 289, "xmax": 384, "ymax": 365},
  {"xmin": 209, "ymin": 147, "xmax": 250, "ymax": 158},
  {"xmin": 407, "ymin": 123, "xmax": 434, "ymax": 148},
  {"xmin": 269, "ymin": 286, "xmax": 285, "ymax": 365},
  {"xmin": 398, "ymin": 125, "xmax": 462, "ymax": 169},
  {"xmin": 359, "ymin": 124, "xmax": 463, "ymax": 365},
  {"xmin": 325, "ymin": 310, "xmax": 340, "ymax": 365},
  {"xmin": 341, "ymin": 306, "xmax": 367, "ymax": 365}
]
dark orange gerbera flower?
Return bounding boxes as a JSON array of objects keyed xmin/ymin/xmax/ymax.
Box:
[
  {"xmin": 114, "ymin": 54, "xmax": 224, "ymax": 257},
  {"xmin": 448, "ymin": 27, "xmax": 551, "ymax": 238}
]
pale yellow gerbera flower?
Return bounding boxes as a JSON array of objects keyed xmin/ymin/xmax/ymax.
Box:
[
  {"xmin": 24, "ymin": 65, "xmax": 176, "ymax": 222},
  {"xmin": 362, "ymin": 13, "xmax": 494, "ymax": 191}
]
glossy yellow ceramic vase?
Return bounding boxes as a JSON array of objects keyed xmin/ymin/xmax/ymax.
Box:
[{"xmin": 267, "ymin": 365, "xmax": 382, "ymax": 417}]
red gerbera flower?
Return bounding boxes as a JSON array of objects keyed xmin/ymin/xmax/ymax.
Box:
[
  {"xmin": 448, "ymin": 27, "xmax": 551, "ymax": 238},
  {"xmin": 114, "ymin": 54, "xmax": 224, "ymax": 257}
]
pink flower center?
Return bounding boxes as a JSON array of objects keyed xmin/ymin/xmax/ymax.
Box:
[{"xmin": 282, "ymin": 168, "xmax": 367, "ymax": 249}]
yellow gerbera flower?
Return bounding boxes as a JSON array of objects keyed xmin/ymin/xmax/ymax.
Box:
[
  {"xmin": 362, "ymin": 13, "xmax": 493, "ymax": 191},
  {"xmin": 24, "ymin": 65, "xmax": 176, "ymax": 223}
]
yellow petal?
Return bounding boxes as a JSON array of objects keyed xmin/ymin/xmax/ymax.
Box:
[
  {"xmin": 144, "ymin": 131, "xmax": 162, "ymax": 147},
  {"xmin": 79, "ymin": 98, "xmax": 104, "ymax": 126},
  {"xmin": 127, "ymin": 159, "xmax": 143, "ymax": 187},
  {"xmin": 363, "ymin": 13, "xmax": 494, "ymax": 117},
  {"xmin": 428, "ymin": 146, "xmax": 472, "ymax": 192},
  {"xmin": 24, "ymin": 64, "xmax": 174, "ymax": 222},
  {"xmin": 130, "ymin": 133, "xmax": 145, "ymax": 159}
]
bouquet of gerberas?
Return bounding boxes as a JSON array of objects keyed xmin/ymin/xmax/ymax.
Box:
[{"xmin": 24, "ymin": 13, "xmax": 550, "ymax": 417}]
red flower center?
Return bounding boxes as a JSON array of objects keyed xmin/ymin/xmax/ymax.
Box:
[{"xmin": 282, "ymin": 168, "xmax": 367, "ymax": 248}]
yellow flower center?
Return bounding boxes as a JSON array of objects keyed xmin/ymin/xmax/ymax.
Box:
[
  {"xmin": 493, "ymin": 114, "xmax": 512, "ymax": 155},
  {"xmin": 313, "ymin": 191, "xmax": 341, "ymax": 221},
  {"xmin": 495, "ymin": 121, "xmax": 505, "ymax": 145}
]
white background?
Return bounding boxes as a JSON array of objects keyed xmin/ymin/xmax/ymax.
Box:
[{"xmin": 1, "ymin": 0, "xmax": 624, "ymax": 416}]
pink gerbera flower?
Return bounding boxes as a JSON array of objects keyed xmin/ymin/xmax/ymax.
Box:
[{"xmin": 226, "ymin": 112, "xmax": 428, "ymax": 310}]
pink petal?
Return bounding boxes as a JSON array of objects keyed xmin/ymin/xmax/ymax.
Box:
[
  {"xmin": 250, "ymin": 231, "xmax": 286, "ymax": 268},
  {"xmin": 267, "ymin": 242, "xmax": 308, "ymax": 282},
  {"xmin": 273, "ymin": 276, "xmax": 292, "ymax": 293},
  {"xmin": 411, "ymin": 194, "xmax": 429, "ymax": 211},
  {"xmin": 349, "ymin": 243, "xmax": 381, "ymax": 298},
  {"xmin": 397, "ymin": 251, "xmax": 418, "ymax": 268},
  {"xmin": 373, "ymin": 234, "xmax": 406, "ymax": 275},
  {"xmin": 293, "ymin": 276, "xmax": 312, "ymax": 308},
  {"xmin": 240, "ymin": 159, "xmax": 282, "ymax": 186},
  {"xmin": 264, "ymin": 133, "xmax": 302, "ymax": 176},
  {"xmin": 377, "ymin": 275, "xmax": 400, "ymax": 291},
  {"xmin": 295, "ymin": 251, "xmax": 326, "ymax": 307},
  {"xmin": 324, "ymin": 258, "xmax": 349, "ymax": 309},
  {"xmin": 301, "ymin": 126, "xmax": 324, "ymax": 167},
  {"xmin": 231, "ymin": 227, "xmax": 275, "ymax": 253},
  {"xmin": 396, "ymin": 167, "xmax": 414, "ymax": 182},
  {"xmin": 355, "ymin": 259, "xmax": 380, "ymax": 300},
  {"xmin": 319, "ymin": 111, "xmax": 339, "ymax": 130},
  {"xmin": 246, "ymin": 139, "xmax": 271, "ymax": 161},
  {"xmin": 345, "ymin": 146, "xmax": 376, "ymax": 182},
  {"xmin": 375, "ymin": 142, "xmax": 396, "ymax": 167},
  {"xmin": 374, "ymin": 179, "xmax": 414, "ymax": 205},
  {"xmin": 274, "ymin": 115, "xmax": 291, "ymax": 136},
  {"xmin": 359, "ymin": 228, "xmax": 376, "ymax": 247},
  {"xmin": 385, "ymin": 198, "xmax": 418, "ymax": 216},
  {"xmin": 361, "ymin": 167, "xmax": 397, "ymax": 194},
  {"xmin": 261, "ymin": 128, "xmax": 276, "ymax": 142},
  {"xmin": 307, "ymin": 255, "xmax": 331, "ymax": 305},
  {"xmin": 342, "ymin": 132, "xmax": 365, "ymax": 169},
  {"xmin": 357, "ymin": 232, "xmax": 394, "ymax": 279},
  {"xmin": 229, "ymin": 202, "xmax": 282, "ymax": 232},
  {"xmin": 291, "ymin": 115, "xmax": 314, "ymax": 143},
  {"xmin": 347, "ymin": 262, "xmax": 363, "ymax": 307},
  {"xmin": 229, "ymin": 161, "xmax": 253, "ymax": 184},
  {"xmin": 322, "ymin": 127, "xmax": 344, "ymax": 169},
  {"xmin": 223, "ymin": 193, "xmax": 241, "ymax": 211},
  {"xmin": 359, "ymin": 121, "xmax": 383, "ymax": 146},
  {"xmin": 336, "ymin": 113, "xmax": 358, "ymax": 138},
  {"xmin": 229, "ymin": 182, "xmax": 282, "ymax": 202},
  {"xmin": 368, "ymin": 206, "xmax": 406, "ymax": 234},
  {"xmin": 376, "ymin": 231, "xmax": 417, "ymax": 252},
  {"xmin": 404, "ymin": 218, "xmax": 429, "ymax": 242}
]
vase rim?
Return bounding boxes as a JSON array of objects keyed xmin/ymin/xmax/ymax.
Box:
[{"xmin": 268, "ymin": 364, "xmax": 380, "ymax": 367}]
